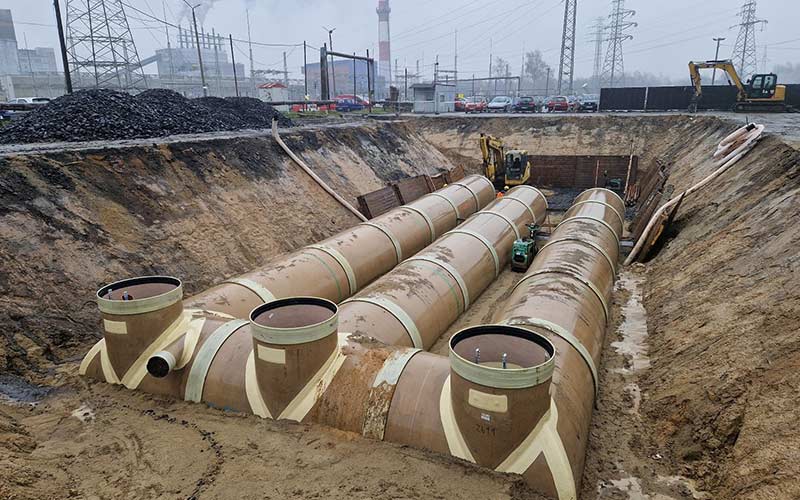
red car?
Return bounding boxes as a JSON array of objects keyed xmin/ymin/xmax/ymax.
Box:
[
  {"xmin": 454, "ymin": 97, "xmax": 467, "ymax": 112},
  {"xmin": 547, "ymin": 96, "xmax": 570, "ymax": 112},
  {"xmin": 464, "ymin": 96, "xmax": 488, "ymax": 113}
]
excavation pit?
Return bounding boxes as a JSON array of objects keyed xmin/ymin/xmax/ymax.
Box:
[{"xmin": 1, "ymin": 114, "xmax": 798, "ymax": 499}]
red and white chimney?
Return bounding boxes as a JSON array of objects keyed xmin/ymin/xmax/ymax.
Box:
[{"xmin": 377, "ymin": 0, "xmax": 391, "ymax": 89}]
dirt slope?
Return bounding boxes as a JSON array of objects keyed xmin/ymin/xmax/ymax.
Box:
[
  {"xmin": 640, "ymin": 133, "xmax": 800, "ymax": 498},
  {"xmin": 0, "ymin": 121, "xmax": 451, "ymax": 377}
]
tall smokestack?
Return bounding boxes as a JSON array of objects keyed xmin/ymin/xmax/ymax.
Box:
[{"xmin": 377, "ymin": 0, "xmax": 391, "ymax": 91}]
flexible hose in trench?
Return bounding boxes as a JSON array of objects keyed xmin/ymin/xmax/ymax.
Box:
[
  {"xmin": 272, "ymin": 120, "xmax": 368, "ymax": 222},
  {"xmin": 624, "ymin": 123, "xmax": 765, "ymax": 265}
]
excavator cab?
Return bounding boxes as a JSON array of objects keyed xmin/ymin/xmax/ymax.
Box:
[
  {"xmin": 747, "ymin": 73, "xmax": 778, "ymax": 99},
  {"xmin": 504, "ymin": 150, "xmax": 531, "ymax": 187},
  {"xmin": 480, "ymin": 134, "xmax": 532, "ymax": 189}
]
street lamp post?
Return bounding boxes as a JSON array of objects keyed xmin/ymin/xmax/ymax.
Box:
[
  {"xmin": 712, "ymin": 37, "xmax": 726, "ymax": 85},
  {"xmin": 324, "ymin": 26, "xmax": 337, "ymax": 96},
  {"xmin": 184, "ymin": 0, "xmax": 207, "ymax": 97}
]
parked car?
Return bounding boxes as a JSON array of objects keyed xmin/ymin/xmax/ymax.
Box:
[
  {"xmin": 546, "ymin": 95, "xmax": 570, "ymax": 112},
  {"xmin": 334, "ymin": 97, "xmax": 365, "ymax": 112},
  {"xmin": 566, "ymin": 95, "xmax": 580, "ymax": 111},
  {"xmin": 7, "ymin": 97, "xmax": 51, "ymax": 105},
  {"xmin": 335, "ymin": 94, "xmax": 370, "ymax": 106},
  {"xmin": 1, "ymin": 97, "xmax": 50, "ymax": 121},
  {"xmin": 512, "ymin": 96, "xmax": 537, "ymax": 113},
  {"xmin": 454, "ymin": 97, "xmax": 467, "ymax": 112},
  {"xmin": 464, "ymin": 96, "xmax": 488, "ymax": 113},
  {"xmin": 578, "ymin": 94, "xmax": 599, "ymax": 112},
  {"xmin": 487, "ymin": 96, "xmax": 513, "ymax": 112}
]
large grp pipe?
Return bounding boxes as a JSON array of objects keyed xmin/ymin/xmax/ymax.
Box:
[
  {"xmin": 337, "ymin": 185, "xmax": 548, "ymax": 349},
  {"xmin": 86, "ymin": 175, "xmax": 494, "ymax": 385},
  {"xmin": 184, "ymin": 173, "xmax": 495, "ymax": 317},
  {"xmin": 83, "ymin": 184, "xmax": 539, "ymax": 389},
  {"xmin": 80, "ymin": 290, "xmax": 561, "ymax": 496},
  {"xmin": 81, "ymin": 188, "xmax": 620, "ymax": 498},
  {"xmin": 492, "ymin": 187, "xmax": 624, "ymax": 495}
]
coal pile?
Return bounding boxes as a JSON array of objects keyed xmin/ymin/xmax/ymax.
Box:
[
  {"xmin": 135, "ymin": 89, "xmax": 228, "ymax": 135},
  {"xmin": 196, "ymin": 96, "xmax": 294, "ymax": 128},
  {"xmin": 0, "ymin": 88, "xmax": 293, "ymax": 145}
]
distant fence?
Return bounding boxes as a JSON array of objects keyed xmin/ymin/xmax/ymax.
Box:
[
  {"xmin": 601, "ymin": 83, "xmax": 800, "ymax": 111},
  {"xmin": 600, "ymin": 85, "xmax": 738, "ymax": 111}
]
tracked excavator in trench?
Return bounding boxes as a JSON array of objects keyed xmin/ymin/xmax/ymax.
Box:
[
  {"xmin": 688, "ymin": 59, "xmax": 793, "ymax": 113},
  {"xmin": 480, "ymin": 133, "xmax": 531, "ymax": 190}
]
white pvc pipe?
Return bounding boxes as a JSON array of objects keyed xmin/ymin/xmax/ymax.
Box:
[{"xmin": 625, "ymin": 123, "xmax": 764, "ymax": 265}]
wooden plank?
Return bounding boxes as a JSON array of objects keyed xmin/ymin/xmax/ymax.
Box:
[
  {"xmin": 426, "ymin": 173, "xmax": 446, "ymax": 191},
  {"xmin": 357, "ymin": 186, "xmax": 401, "ymax": 219},
  {"xmin": 393, "ymin": 175, "xmax": 431, "ymax": 204},
  {"xmin": 448, "ymin": 165, "xmax": 466, "ymax": 182}
]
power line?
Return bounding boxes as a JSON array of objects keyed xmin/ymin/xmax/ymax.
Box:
[
  {"xmin": 65, "ymin": 0, "xmax": 147, "ymax": 91},
  {"xmin": 119, "ymin": 2, "xmax": 307, "ymax": 49},
  {"xmin": 600, "ymin": 0, "xmax": 636, "ymax": 88},
  {"xmin": 730, "ymin": 1, "xmax": 767, "ymax": 79},
  {"xmin": 588, "ymin": 17, "xmax": 605, "ymax": 90},
  {"xmin": 557, "ymin": 0, "xmax": 577, "ymax": 94}
]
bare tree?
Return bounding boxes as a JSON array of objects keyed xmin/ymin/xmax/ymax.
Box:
[{"xmin": 524, "ymin": 50, "xmax": 549, "ymax": 93}]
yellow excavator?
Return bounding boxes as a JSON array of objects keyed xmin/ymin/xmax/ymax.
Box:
[
  {"xmin": 479, "ymin": 133, "xmax": 531, "ymax": 190},
  {"xmin": 688, "ymin": 59, "xmax": 791, "ymax": 113}
]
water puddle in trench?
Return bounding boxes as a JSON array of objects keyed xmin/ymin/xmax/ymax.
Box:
[
  {"xmin": 612, "ymin": 272, "xmax": 650, "ymax": 374},
  {"xmin": 603, "ymin": 471, "xmax": 710, "ymax": 500},
  {"xmin": 0, "ymin": 374, "xmax": 51, "ymax": 406}
]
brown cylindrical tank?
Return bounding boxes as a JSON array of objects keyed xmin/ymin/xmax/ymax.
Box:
[
  {"xmin": 381, "ymin": 324, "xmax": 565, "ymax": 497},
  {"xmin": 337, "ymin": 185, "xmax": 548, "ymax": 349},
  {"xmin": 186, "ymin": 175, "xmax": 496, "ymax": 318},
  {"xmin": 81, "ymin": 187, "xmax": 617, "ymax": 499},
  {"xmin": 486, "ymin": 187, "xmax": 624, "ymax": 496},
  {"xmin": 89, "ymin": 276, "xmax": 185, "ymax": 386},
  {"xmin": 562, "ymin": 187, "xmax": 625, "ymax": 239},
  {"xmin": 83, "ymin": 177, "xmax": 494, "ymax": 383}
]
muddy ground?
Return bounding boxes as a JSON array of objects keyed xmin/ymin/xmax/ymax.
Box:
[{"xmin": 2, "ymin": 114, "xmax": 799, "ymax": 499}]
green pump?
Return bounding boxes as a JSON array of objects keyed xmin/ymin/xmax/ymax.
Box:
[{"xmin": 511, "ymin": 223, "xmax": 540, "ymax": 272}]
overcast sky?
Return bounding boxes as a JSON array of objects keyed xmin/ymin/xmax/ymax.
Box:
[{"xmin": 8, "ymin": 0, "xmax": 800, "ymax": 81}]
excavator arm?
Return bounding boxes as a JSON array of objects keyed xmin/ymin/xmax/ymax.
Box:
[
  {"xmin": 688, "ymin": 60, "xmax": 747, "ymax": 101},
  {"xmin": 480, "ymin": 133, "xmax": 505, "ymax": 188}
]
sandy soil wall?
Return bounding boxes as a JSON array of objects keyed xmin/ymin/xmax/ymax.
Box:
[
  {"xmin": 0, "ymin": 121, "xmax": 452, "ymax": 377},
  {"xmin": 418, "ymin": 114, "xmax": 800, "ymax": 498},
  {"xmin": 416, "ymin": 114, "xmax": 727, "ymax": 176},
  {"xmin": 640, "ymin": 132, "xmax": 800, "ymax": 498}
]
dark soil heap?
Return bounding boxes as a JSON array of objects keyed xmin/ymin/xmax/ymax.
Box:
[
  {"xmin": 196, "ymin": 96, "xmax": 293, "ymax": 129},
  {"xmin": 0, "ymin": 88, "xmax": 293, "ymax": 144}
]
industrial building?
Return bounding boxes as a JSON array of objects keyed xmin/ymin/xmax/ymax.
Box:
[
  {"xmin": 0, "ymin": 9, "xmax": 20, "ymax": 77},
  {"xmin": 0, "ymin": 10, "xmax": 58, "ymax": 76},
  {"xmin": 304, "ymin": 58, "xmax": 371, "ymax": 99},
  {"xmin": 410, "ymin": 81, "xmax": 456, "ymax": 113},
  {"xmin": 17, "ymin": 47, "xmax": 58, "ymax": 74},
  {"xmin": 148, "ymin": 27, "xmax": 245, "ymax": 81}
]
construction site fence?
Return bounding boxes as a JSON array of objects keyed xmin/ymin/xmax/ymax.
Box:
[{"xmin": 600, "ymin": 84, "xmax": 800, "ymax": 111}]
